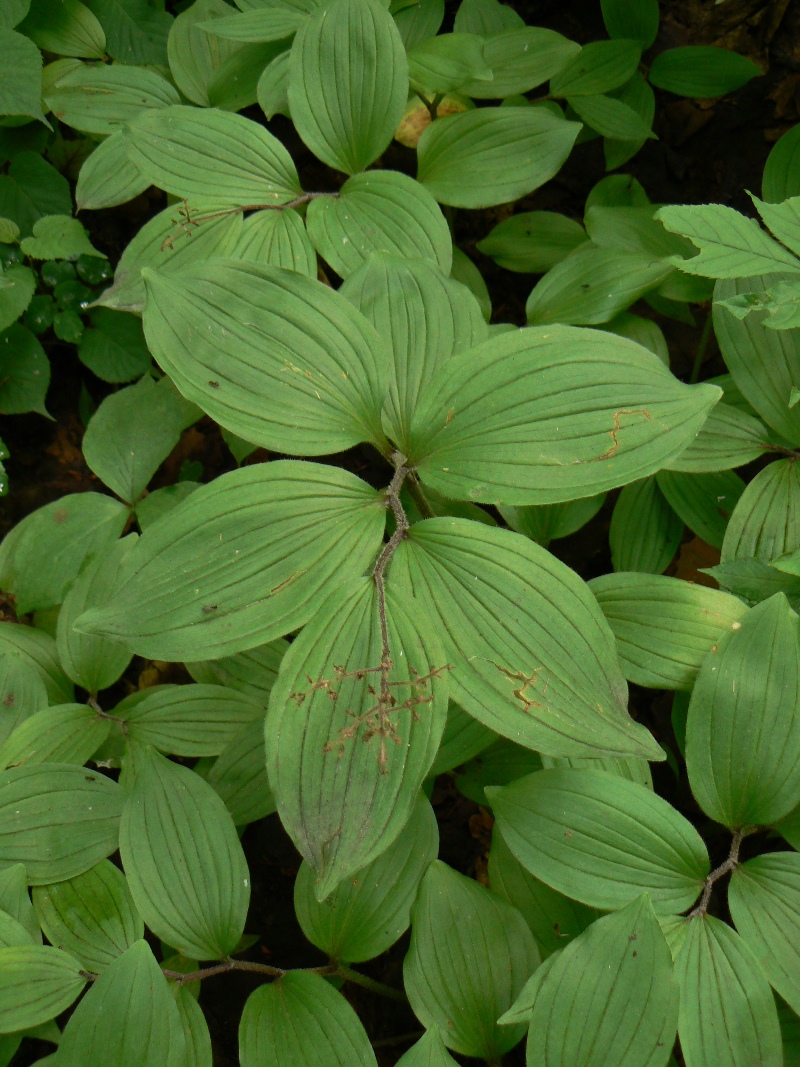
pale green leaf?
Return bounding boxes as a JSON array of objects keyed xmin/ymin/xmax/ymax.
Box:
[
  {"xmin": 233, "ymin": 208, "xmax": 316, "ymax": 276},
  {"xmin": 0, "ymin": 30, "xmax": 47, "ymax": 125},
  {"xmin": 0, "ymin": 703, "xmax": 109, "ymax": 770},
  {"xmin": 395, "ymin": 1030, "xmax": 459, "ymax": 1067},
  {"xmin": 0, "ymin": 864, "xmax": 40, "ymax": 944},
  {"xmin": 476, "ymin": 210, "xmax": 587, "ymax": 274},
  {"xmin": 256, "ymin": 49, "xmax": 290, "ymax": 118},
  {"xmin": 610, "ymin": 477, "xmax": 683, "ymax": 574},
  {"xmin": 460, "ymin": 27, "xmax": 580, "ymax": 98},
  {"xmin": 46, "ymin": 64, "xmax": 179, "ymax": 136},
  {"xmin": 76, "ymin": 132, "xmax": 149, "ymax": 212},
  {"xmin": 657, "ymin": 468, "xmax": 745, "ymax": 548},
  {"xmin": 20, "ymin": 215, "xmax": 103, "ymax": 261},
  {"xmin": 186, "ymin": 638, "xmax": 287, "ymax": 703},
  {"xmin": 452, "ymin": 0, "xmax": 522, "ymax": 35},
  {"xmin": 649, "ymin": 46, "xmax": 760, "ymax": 98},
  {"xmin": 0, "ymin": 654, "xmax": 48, "ymax": 749},
  {"xmin": 394, "ymin": 0, "xmax": 443, "ymax": 48},
  {"xmin": 663, "ymin": 401, "xmax": 770, "ymax": 472},
  {"xmin": 0, "ymin": 945, "xmax": 84, "ymax": 1034},
  {"xmin": 82, "ymin": 0, "xmax": 172, "ymax": 65},
  {"xmin": 18, "ymin": 0, "xmax": 106, "ymax": 58},
  {"xmin": 0, "ymin": 626, "xmax": 73, "ymax": 705},
  {"xmin": 499, "ymin": 494, "xmax": 606, "ymax": 548},
  {"xmin": 722, "ymin": 458, "xmax": 800, "ymax": 562},
  {"xmin": 199, "ymin": 7, "xmax": 305, "ymax": 42},
  {"xmin": 167, "ymin": 0, "xmax": 243, "ymax": 107},
  {"xmin": 407, "ymin": 33, "xmax": 492, "ymax": 95}
]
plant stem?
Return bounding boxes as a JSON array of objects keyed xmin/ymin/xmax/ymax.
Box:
[
  {"xmin": 336, "ymin": 964, "xmax": 408, "ymax": 1002},
  {"xmin": 689, "ymin": 826, "xmax": 758, "ymax": 917},
  {"xmin": 689, "ymin": 310, "xmax": 714, "ymax": 384},
  {"xmin": 406, "ymin": 474, "xmax": 435, "ymax": 519}
]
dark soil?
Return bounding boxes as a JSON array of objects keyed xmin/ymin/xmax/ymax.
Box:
[{"xmin": 4, "ymin": 0, "xmax": 800, "ymax": 1063}]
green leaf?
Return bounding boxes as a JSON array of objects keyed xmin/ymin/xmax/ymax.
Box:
[
  {"xmin": 18, "ymin": 0, "xmax": 106, "ymax": 58},
  {"xmin": 604, "ymin": 312, "xmax": 668, "ymax": 362},
  {"xmin": 76, "ymin": 132, "xmax": 149, "ymax": 212},
  {"xmin": 656, "ymin": 469, "xmax": 745, "ymax": 548},
  {"xmin": 0, "ymin": 864, "xmax": 40, "ymax": 943},
  {"xmin": 488, "ymin": 768, "xmax": 709, "ymax": 913},
  {"xmin": 0, "ymin": 323, "xmax": 49, "ymax": 417},
  {"xmin": 0, "ymin": 945, "xmax": 84, "ymax": 1034},
  {"xmin": 0, "ymin": 151, "xmax": 70, "ymax": 237},
  {"xmin": 477, "ymin": 211, "xmax": 587, "ymax": 273},
  {"xmin": 722, "ymin": 458, "xmax": 800, "ymax": 563},
  {"xmin": 0, "ymin": 265, "xmax": 35, "ymax": 333},
  {"xmin": 167, "ymin": 0, "xmax": 242, "ymax": 107},
  {"xmin": 409, "ymin": 325, "xmax": 721, "ymax": 506},
  {"xmin": 205, "ymin": 717, "xmax": 275, "ymax": 826},
  {"xmin": 407, "ymin": 33, "xmax": 492, "ymax": 95},
  {"xmin": 610, "ymin": 477, "xmax": 683, "ymax": 574},
  {"xmin": 20, "ymin": 215, "xmax": 103, "ymax": 261},
  {"xmin": 288, "ymin": 0, "xmax": 407, "ymax": 175},
  {"xmin": 135, "ymin": 482, "xmax": 201, "ymax": 531},
  {"xmin": 77, "ymin": 461, "xmax": 384, "ymax": 661},
  {"xmin": 0, "ymin": 0, "xmax": 30, "ymax": 28},
  {"xmin": 124, "ymin": 106, "xmax": 300, "ymax": 206},
  {"xmin": 173, "ymin": 984, "xmax": 212, "ymax": 1067},
  {"xmin": 568, "ymin": 93, "xmax": 654, "ymax": 141},
  {"xmin": 32, "ymin": 860, "xmax": 143, "ymax": 972},
  {"xmin": 0, "ymin": 653, "xmax": 48, "ymax": 748},
  {"xmin": 239, "ymin": 970, "xmax": 378, "ymax": 1067},
  {"xmin": 256, "ymin": 49, "xmax": 290, "ymax": 118},
  {"xmin": 454, "ymin": 737, "xmax": 542, "ymax": 804},
  {"xmin": 141, "ymin": 260, "xmax": 388, "ymax": 454},
  {"xmin": 686, "ymin": 593, "xmax": 800, "ymax": 827},
  {"xmin": 663, "ymin": 401, "xmax": 770, "ymax": 472},
  {"xmin": 499, "ymin": 494, "xmax": 606, "ymax": 549},
  {"xmin": 391, "ymin": 519, "xmax": 661, "ymax": 759},
  {"xmin": 394, "ymin": 0, "xmax": 443, "ymax": 48},
  {"xmin": 586, "ymin": 205, "xmax": 692, "ymax": 259},
  {"xmin": 489, "ymin": 827, "xmax": 599, "ymax": 958},
  {"xmin": 0, "ymin": 30, "xmax": 47, "ymax": 125},
  {"xmin": 729, "ymin": 852, "xmax": 800, "ymax": 1015},
  {"xmin": 340, "ymin": 254, "xmax": 486, "ymax": 451},
  {"xmin": 57, "ymin": 940, "xmax": 185, "ymax": 1065},
  {"xmin": 601, "ymin": 0, "xmax": 659, "ymax": 48},
  {"xmin": 751, "ymin": 193, "xmax": 800, "ymax": 258},
  {"xmin": 675, "ymin": 915, "xmax": 781, "ymax": 1067},
  {"xmin": 0, "ymin": 625, "xmax": 73, "ymax": 705},
  {"xmin": 417, "ymin": 106, "xmax": 580, "ymax": 209},
  {"xmin": 294, "ymin": 792, "xmax": 437, "ymax": 962},
  {"xmin": 649, "ymin": 46, "xmax": 760, "ymax": 98},
  {"xmin": 395, "ymin": 1030, "xmax": 459, "ymax": 1067},
  {"xmin": 404, "ymin": 860, "xmax": 539, "ymax": 1059},
  {"xmin": 0, "ymin": 492, "xmax": 129, "ymax": 615},
  {"xmin": 78, "ymin": 308, "xmax": 150, "ymax": 382},
  {"xmin": 267, "ymin": 579, "xmax": 447, "ymax": 899},
  {"xmin": 0, "ymin": 703, "xmax": 109, "ymax": 770},
  {"xmin": 120, "ymin": 747, "xmax": 249, "ymax": 959},
  {"xmin": 306, "ymin": 170, "xmax": 452, "ymax": 278},
  {"xmin": 550, "ymin": 39, "xmax": 641, "ymax": 97},
  {"xmin": 604, "ymin": 70, "xmax": 656, "ymax": 170},
  {"xmin": 763, "ymin": 124, "xmax": 800, "ymax": 203},
  {"xmin": 526, "ymin": 243, "xmax": 672, "ymax": 325},
  {"xmin": 118, "ymin": 683, "xmax": 262, "ymax": 757},
  {"xmin": 460, "ymin": 27, "xmax": 580, "ymax": 99},
  {"xmin": 540, "ymin": 751, "xmax": 653, "ymax": 788},
  {"xmin": 707, "ymin": 557, "xmax": 800, "ymax": 611},
  {"xmin": 233, "ymin": 208, "xmax": 316, "ymax": 277},
  {"xmin": 208, "ymin": 40, "xmax": 288, "ymax": 112},
  {"xmin": 527, "ymin": 894, "xmax": 678, "ymax": 1067},
  {"xmin": 199, "ymin": 7, "xmax": 305, "ymax": 42},
  {"xmin": 0, "ymin": 764, "xmax": 124, "ymax": 884},
  {"xmin": 46, "ymin": 65, "xmax": 179, "ymax": 137},
  {"xmin": 82, "ymin": 0, "xmax": 172, "ymax": 65},
  {"xmin": 428, "ymin": 700, "xmax": 496, "ymax": 776},
  {"xmin": 95, "ymin": 204, "xmax": 243, "ymax": 314},
  {"xmin": 590, "ymin": 572, "xmax": 747, "ymax": 690},
  {"xmin": 452, "ymin": 0, "xmax": 522, "ymax": 34},
  {"xmin": 187, "ymin": 639, "xmax": 286, "ymax": 704}
]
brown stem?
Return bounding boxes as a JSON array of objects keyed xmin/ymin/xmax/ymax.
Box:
[
  {"xmin": 87, "ymin": 695, "xmax": 129, "ymax": 735},
  {"xmin": 405, "ymin": 474, "xmax": 435, "ymax": 519},
  {"xmin": 761, "ymin": 443, "xmax": 800, "ymax": 459},
  {"xmin": 689, "ymin": 826, "xmax": 759, "ymax": 918},
  {"xmin": 336, "ymin": 964, "xmax": 408, "ymax": 1002}
]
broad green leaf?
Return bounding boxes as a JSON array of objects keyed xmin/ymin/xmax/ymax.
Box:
[
  {"xmin": 82, "ymin": 376, "xmax": 195, "ymax": 504},
  {"xmin": 78, "ymin": 461, "xmax": 384, "ymax": 661},
  {"xmin": 404, "ymin": 860, "xmax": 538, "ymax": 1059},
  {"xmin": 590, "ymin": 572, "xmax": 747, "ymax": 690},
  {"xmin": 288, "ymin": 0, "xmax": 407, "ymax": 174},
  {"xmin": 0, "ymin": 266, "xmax": 36, "ymax": 332},
  {"xmin": 407, "ymin": 33, "xmax": 492, "ymax": 95},
  {"xmin": 477, "ymin": 211, "xmax": 587, "ymax": 273},
  {"xmin": 0, "ymin": 907, "xmax": 32, "ymax": 949},
  {"xmin": 0, "ymin": 864, "xmax": 40, "ymax": 943},
  {"xmin": 187, "ymin": 639, "xmax": 287, "ymax": 703},
  {"xmin": 205, "ymin": 717, "xmax": 275, "ymax": 825},
  {"xmin": 663, "ymin": 401, "xmax": 769, "ymax": 472},
  {"xmin": 19, "ymin": 0, "xmax": 106, "ymax": 58},
  {"xmin": 708, "ymin": 557, "xmax": 800, "ymax": 611},
  {"xmin": 0, "ymin": 653, "xmax": 47, "ymax": 748},
  {"xmin": 294, "ymin": 792, "xmax": 437, "ymax": 962},
  {"xmin": 46, "ymin": 65, "xmax": 179, "ymax": 136},
  {"xmin": 78, "ymin": 308, "xmax": 150, "ymax": 382},
  {"xmin": 394, "ymin": 0, "xmax": 443, "ymax": 49},
  {"xmin": 173, "ymin": 984, "xmax": 212, "ymax": 1067},
  {"xmin": 729, "ymin": 853, "xmax": 800, "ymax": 1015},
  {"xmin": 239, "ymin": 971, "xmax": 378, "ymax": 1067},
  {"xmin": 0, "ymin": 763, "xmax": 123, "ymax": 884},
  {"xmin": 0, "ymin": 492, "xmax": 129, "ymax": 614},
  {"xmin": 568, "ymin": 93, "xmax": 654, "ymax": 141},
  {"xmin": 0, "ymin": 625, "xmax": 73, "ymax": 705},
  {"xmin": 0, "ymin": 30, "xmax": 46, "ymax": 125},
  {"xmin": 0, "ymin": 945, "xmax": 84, "ymax": 1034},
  {"xmin": 57, "ymin": 940, "xmax": 185, "ymax": 1066},
  {"xmin": 450, "ymin": 245, "xmax": 492, "ymax": 321},
  {"xmin": 428, "ymin": 700, "xmax": 496, "ymax": 776},
  {"xmin": 452, "ymin": 0, "xmax": 522, "ymax": 35},
  {"xmin": 454, "ymin": 737, "xmax": 542, "ymax": 804},
  {"xmin": 233, "ymin": 208, "xmax": 316, "ymax": 276},
  {"xmin": 0, "ymin": 151, "xmax": 70, "ymax": 238},
  {"xmin": 409, "ymin": 325, "xmax": 721, "ymax": 506},
  {"xmin": 417, "ymin": 107, "xmax": 580, "ymax": 209},
  {"xmin": 540, "ymin": 751, "xmax": 653, "ymax": 788},
  {"xmin": 550, "ymin": 39, "xmax": 641, "ymax": 97},
  {"xmin": 118, "ymin": 683, "xmax": 262, "ymax": 757},
  {"xmin": 499, "ymin": 494, "xmax": 606, "ymax": 548},
  {"xmin": 340, "ymin": 254, "xmax": 486, "ymax": 450},
  {"xmin": 601, "ymin": 0, "xmax": 659, "ymax": 48},
  {"xmin": 167, "ymin": 0, "xmax": 242, "ymax": 107},
  {"xmin": 585, "ymin": 205, "xmax": 693, "ymax": 260},
  {"xmin": 0, "ymin": 703, "xmax": 108, "ymax": 770},
  {"xmin": 489, "ymin": 827, "xmax": 599, "ymax": 958},
  {"xmin": 722, "ymin": 458, "xmax": 800, "ymax": 562},
  {"xmin": 610, "ymin": 477, "xmax": 683, "ymax": 574},
  {"xmin": 82, "ymin": 0, "xmax": 171, "ymax": 63},
  {"xmin": 649, "ymin": 46, "xmax": 760, "ymax": 98},
  {"xmin": 256, "ymin": 49, "xmax": 290, "ymax": 118},
  {"xmin": 120, "ymin": 747, "xmax": 249, "ymax": 959},
  {"xmin": 752, "ymin": 193, "xmax": 800, "ymax": 258},
  {"xmin": 267, "ymin": 579, "xmax": 447, "ymax": 899},
  {"xmin": 208, "ymin": 39, "xmax": 288, "ymax": 112},
  {"xmin": 686, "ymin": 593, "xmax": 800, "ymax": 827},
  {"xmin": 657, "ymin": 469, "xmax": 745, "ymax": 548},
  {"xmin": 32, "ymin": 860, "xmax": 143, "ymax": 972},
  {"xmin": 391, "ymin": 520, "xmax": 661, "ymax": 759},
  {"xmin": 96, "ymin": 203, "xmax": 243, "ymax": 314},
  {"xmin": 656, "ymin": 204, "xmax": 800, "ymax": 278},
  {"xmin": 306, "ymin": 170, "xmax": 452, "ymax": 278},
  {"xmin": 124, "ymin": 106, "xmax": 301, "ymax": 207},
  {"xmin": 140, "ymin": 261, "xmax": 389, "ymax": 454},
  {"xmin": 135, "ymin": 483, "xmax": 201, "ymax": 531},
  {"xmin": 527, "ymin": 894, "xmax": 678, "ymax": 1067},
  {"xmin": 586, "ymin": 172, "xmax": 650, "ymax": 210},
  {"xmin": 0, "ymin": 0, "xmax": 30, "ymax": 27},
  {"xmin": 675, "ymin": 915, "xmax": 781, "ymax": 1067},
  {"xmin": 525, "ymin": 244, "xmax": 672, "ymax": 326},
  {"xmin": 604, "ymin": 70, "xmax": 656, "ymax": 170},
  {"xmin": 199, "ymin": 7, "xmax": 305, "ymax": 42},
  {"xmin": 763, "ymin": 123, "xmax": 800, "ymax": 203},
  {"xmin": 488, "ymin": 768, "xmax": 709, "ymax": 913},
  {"xmin": 460, "ymin": 27, "xmax": 580, "ymax": 98},
  {"xmin": 76, "ymin": 132, "xmax": 149, "ymax": 212},
  {"xmin": 395, "ymin": 1030, "xmax": 459, "ymax": 1067},
  {"xmin": 0, "ymin": 324, "xmax": 49, "ymax": 417}
]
